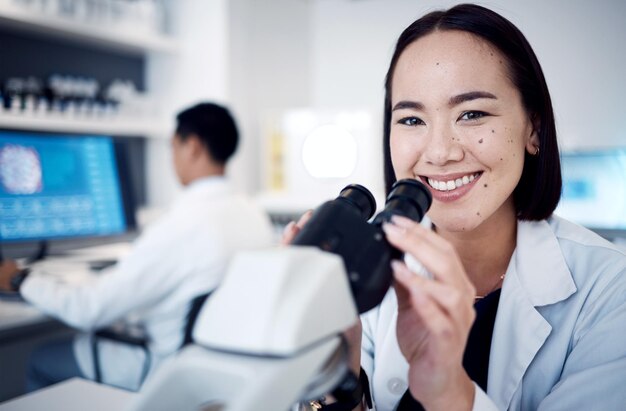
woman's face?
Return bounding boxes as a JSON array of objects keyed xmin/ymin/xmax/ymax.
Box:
[{"xmin": 389, "ymin": 30, "xmax": 538, "ymax": 233}]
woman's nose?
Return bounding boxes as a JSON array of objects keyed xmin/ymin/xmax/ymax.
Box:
[{"xmin": 422, "ymin": 124, "xmax": 464, "ymax": 166}]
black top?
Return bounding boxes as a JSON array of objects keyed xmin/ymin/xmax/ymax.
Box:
[{"xmin": 396, "ymin": 289, "xmax": 502, "ymax": 410}]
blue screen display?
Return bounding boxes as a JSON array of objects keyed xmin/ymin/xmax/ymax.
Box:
[
  {"xmin": 0, "ymin": 131, "xmax": 127, "ymax": 241},
  {"xmin": 556, "ymin": 149, "xmax": 626, "ymax": 230}
]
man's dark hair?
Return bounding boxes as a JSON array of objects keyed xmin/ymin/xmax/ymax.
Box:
[
  {"xmin": 383, "ymin": 3, "xmax": 562, "ymax": 221},
  {"xmin": 175, "ymin": 102, "xmax": 239, "ymax": 164}
]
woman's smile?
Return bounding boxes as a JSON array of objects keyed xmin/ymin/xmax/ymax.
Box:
[{"xmin": 419, "ymin": 171, "xmax": 483, "ymax": 202}]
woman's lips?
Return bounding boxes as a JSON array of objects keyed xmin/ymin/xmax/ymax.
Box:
[{"xmin": 420, "ymin": 172, "xmax": 483, "ymax": 202}]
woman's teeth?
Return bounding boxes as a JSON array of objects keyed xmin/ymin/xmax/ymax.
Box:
[{"xmin": 427, "ymin": 173, "xmax": 479, "ymax": 191}]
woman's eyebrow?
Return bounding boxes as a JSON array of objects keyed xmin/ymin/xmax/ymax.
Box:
[
  {"xmin": 392, "ymin": 91, "xmax": 497, "ymax": 112},
  {"xmin": 448, "ymin": 91, "xmax": 497, "ymax": 107},
  {"xmin": 392, "ymin": 100, "xmax": 424, "ymax": 111}
]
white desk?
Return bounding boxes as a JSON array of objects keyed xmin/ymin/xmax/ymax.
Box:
[{"xmin": 0, "ymin": 378, "xmax": 135, "ymax": 410}]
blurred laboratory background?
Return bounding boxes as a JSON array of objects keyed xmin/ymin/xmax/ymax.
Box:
[{"xmin": 0, "ymin": 0, "xmax": 625, "ymax": 401}]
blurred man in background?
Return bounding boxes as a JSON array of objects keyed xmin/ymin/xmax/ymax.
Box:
[{"xmin": 0, "ymin": 102, "xmax": 273, "ymax": 391}]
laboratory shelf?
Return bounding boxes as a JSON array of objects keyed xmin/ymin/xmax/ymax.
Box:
[
  {"xmin": 0, "ymin": 2, "xmax": 177, "ymax": 55},
  {"xmin": 0, "ymin": 113, "xmax": 169, "ymax": 138}
]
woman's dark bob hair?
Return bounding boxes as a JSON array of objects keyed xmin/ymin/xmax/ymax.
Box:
[{"xmin": 383, "ymin": 3, "xmax": 561, "ymax": 221}]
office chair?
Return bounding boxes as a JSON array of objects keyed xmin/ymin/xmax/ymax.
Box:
[{"xmin": 91, "ymin": 292, "xmax": 211, "ymax": 386}]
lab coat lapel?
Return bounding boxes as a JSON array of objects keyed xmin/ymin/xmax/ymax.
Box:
[{"xmin": 487, "ymin": 219, "xmax": 576, "ymax": 410}]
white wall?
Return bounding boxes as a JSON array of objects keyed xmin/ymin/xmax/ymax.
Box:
[
  {"xmin": 227, "ymin": 0, "xmax": 312, "ymax": 194},
  {"xmin": 508, "ymin": 0, "xmax": 626, "ymax": 149}
]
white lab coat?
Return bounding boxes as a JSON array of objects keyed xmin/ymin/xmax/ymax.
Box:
[
  {"xmin": 361, "ymin": 215, "xmax": 626, "ymax": 410},
  {"xmin": 21, "ymin": 176, "xmax": 274, "ymax": 390}
]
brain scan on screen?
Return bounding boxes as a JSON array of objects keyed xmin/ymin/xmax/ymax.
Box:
[{"xmin": 0, "ymin": 144, "xmax": 43, "ymax": 195}]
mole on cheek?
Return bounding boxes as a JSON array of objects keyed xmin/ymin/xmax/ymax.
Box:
[
  {"xmin": 484, "ymin": 184, "xmax": 488, "ymax": 188},
  {"xmin": 479, "ymin": 138, "xmax": 483, "ymax": 144},
  {"xmin": 491, "ymin": 129, "xmax": 495, "ymax": 133},
  {"xmin": 476, "ymin": 212, "xmax": 481, "ymax": 217}
]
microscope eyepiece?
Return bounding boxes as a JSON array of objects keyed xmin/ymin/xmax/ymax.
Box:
[
  {"xmin": 337, "ymin": 184, "xmax": 377, "ymax": 221},
  {"xmin": 373, "ymin": 179, "xmax": 433, "ymax": 225}
]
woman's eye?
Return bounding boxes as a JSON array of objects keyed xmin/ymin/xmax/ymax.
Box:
[
  {"xmin": 459, "ymin": 111, "xmax": 488, "ymax": 121},
  {"xmin": 398, "ymin": 116, "xmax": 424, "ymax": 126}
]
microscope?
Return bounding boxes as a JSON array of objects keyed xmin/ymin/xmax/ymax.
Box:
[{"xmin": 127, "ymin": 179, "xmax": 431, "ymax": 411}]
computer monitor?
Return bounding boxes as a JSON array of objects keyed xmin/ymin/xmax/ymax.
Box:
[
  {"xmin": 555, "ymin": 148, "xmax": 626, "ymax": 239},
  {"xmin": 0, "ymin": 130, "xmax": 133, "ymax": 247}
]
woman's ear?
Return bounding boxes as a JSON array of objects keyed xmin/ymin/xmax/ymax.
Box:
[{"xmin": 526, "ymin": 115, "xmax": 541, "ymax": 156}]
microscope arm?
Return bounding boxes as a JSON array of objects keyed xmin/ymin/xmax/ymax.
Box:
[{"xmin": 128, "ymin": 247, "xmax": 359, "ymax": 411}]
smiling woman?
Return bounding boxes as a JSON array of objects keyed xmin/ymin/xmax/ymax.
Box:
[
  {"xmin": 389, "ymin": 30, "xmax": 536, "ymax": 233},
  {"xmin": 331, "ymin": 3, "xmax": 626, "ymax": 411}
]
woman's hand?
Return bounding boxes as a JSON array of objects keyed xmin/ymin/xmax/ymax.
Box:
[
  {"xmin": 382, "ymin": 215, "xmax": 476, "ymax": 411},
  {"xmin": 280, "ymin": 210, "xmax": 313, "ymax": 245}
]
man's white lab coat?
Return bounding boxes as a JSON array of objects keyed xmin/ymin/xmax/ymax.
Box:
[{"xmin": 21, "ymin": 176, "xmax": 274, "ymax": 389}]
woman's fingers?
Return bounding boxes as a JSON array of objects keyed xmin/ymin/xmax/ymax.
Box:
[
  {"xmin": 296, "ymin": 209, "xmax": 314, "ymax": 229},
  {"xmin": 382, "ymin": 217, "xmax": 457, "ymax": 278},
  {"xmin": 392, "ymin": 260, "xmax": 415, "ymax": 310},
  {"xmin": 280, "ymin": 210, "xmax": 314, "ymax": 245},
  {"xmin": 392, "ymin": 260, "xmax": 475, "ymax": 329},
  {"xmin": 382, "ymin": 216, "xmax": 474, "ymax": 293},
  {"xmin": 280, "ymin": 221, "xmax": 298, "ymax": 245},
  {"xmin": 390, "ymin": 215, "xmax": 451, "ymax": 250},
  {"xmin": 394, "ymin": 268, "xmax": 454, "ymax": 350}
]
